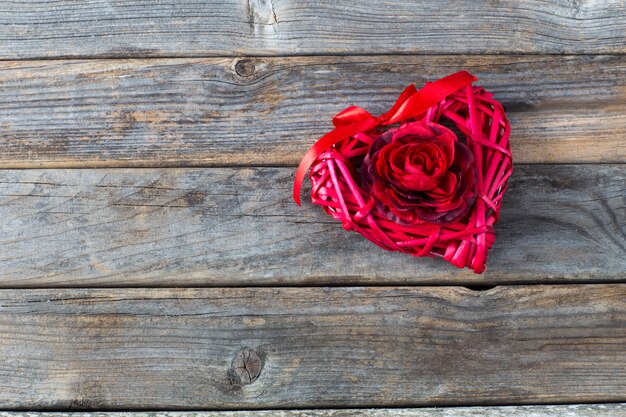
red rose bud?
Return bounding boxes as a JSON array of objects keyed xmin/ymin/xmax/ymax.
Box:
[{"xmin": 361, "ymin": 121, "xmax": 477, "ymax": 224}]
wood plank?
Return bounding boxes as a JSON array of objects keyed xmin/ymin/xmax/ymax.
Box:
[
  {"xmin": 0, "ymin": 165, "xmax": 623, "ymax": 287},
  {"xmin": 1, "ymin": 55, "xmax": 625, "ymax": 168},
  {"xmin": 1, "ymin": 404, "xmax": 625, "ymax": 416},
  {"xmin": 1, "ymin": 0, "xmax": 625, "ymax": 58},
  {"xmin": 0, "ymin": 285, "xmax": 624, "ymax": 408}
]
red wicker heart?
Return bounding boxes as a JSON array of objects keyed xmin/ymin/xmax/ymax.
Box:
[{"xmin": 295, "ymin": 72, "xmax": 512, "ymax": 273}]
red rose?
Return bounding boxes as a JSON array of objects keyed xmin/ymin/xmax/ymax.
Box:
[{"xmin": 361, "ymin": 121, "xmax": 477, "ymax": 224}]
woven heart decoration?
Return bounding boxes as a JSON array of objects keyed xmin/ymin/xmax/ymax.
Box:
[{"xmin": 293, "ymin": 71, "xmax": 512, "ymax": 273}]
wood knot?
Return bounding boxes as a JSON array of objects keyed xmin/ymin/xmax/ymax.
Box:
[
  {"xmin": 229, "ymin": 347, "xmax": 263, "ymax": 385},
  {"xmin": 235, "ymin": 59, "xmax": 255, "ymax": 77}
]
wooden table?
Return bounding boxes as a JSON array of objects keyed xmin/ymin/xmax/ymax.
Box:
[{"xmin": 0, "ymin": 1, "xmax": 624, "ymax": 416}]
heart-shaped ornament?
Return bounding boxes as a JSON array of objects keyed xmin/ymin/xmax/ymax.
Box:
[{"xmin": 294, "ymin": 72, "xmax": 512, "ymax": 273}]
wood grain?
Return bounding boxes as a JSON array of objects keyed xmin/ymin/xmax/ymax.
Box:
[
  {"xmin": 0, "ymin": 285, "xmax": 624, "ymax": 408},
  {"xmin": 1, "ymin": 404, "xmax": 625, "ymax": 416},
  {"xmin": 0, "ymin": 165, "xmax": 623, "ymax": 287},
  {"xmin": 1, "ymin": 55, "xmax": 625, "ymax": 168},
  {"xmin": 1, "ymin": 0, "xmax": 625, "ymax": 58}
]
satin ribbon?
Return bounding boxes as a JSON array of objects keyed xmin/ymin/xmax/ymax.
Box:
[{"xmin": 293, "ymin": 70, "xmax": 478, "ymax": 205}]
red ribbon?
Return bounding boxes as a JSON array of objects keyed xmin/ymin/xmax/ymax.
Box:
[{"xmin": 293, "ymin": 70, "xmax": 478, "ymax": 205}]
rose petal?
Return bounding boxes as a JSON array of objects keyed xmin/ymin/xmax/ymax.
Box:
[
  {"xmin": 360, "ymin": 120, "xmax": 476, "ymax": 225},
  {"xmin": 427, "ymin": 123, "xmax": 456, "ymax": 168},
  {"xmin": 453, "ymin": 140, "xmax": 474, "ymax": 171},
  {"xmin": 392, "ymin": 123, "xmax": 434, "ymax": 144}
]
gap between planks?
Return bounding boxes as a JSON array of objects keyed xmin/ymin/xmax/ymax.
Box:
[
  {"xmin": 0, "ymin": 404, "xmax": 625, "ymax": 415},
  {"xmin": 3, "ymin": 51, "xmax": 626, "ymax": 62}
]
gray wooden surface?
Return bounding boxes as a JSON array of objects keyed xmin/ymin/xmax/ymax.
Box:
[
  {"xmin": 1, "ymin": 55, "xmax": 624, "ymax": 168},
  {"xmin": 1, "ymin": 0, "xmax": 625, "ymax": 59},
  {"xmin": 1, "ymin": 0, "xmax": 625, "ymax": 413},
  {"xmin": 1, "ymin": 404, "xmax": 625, "ymax": 416},
  {"xmin": 0, "ymin": 165, "xmax": 624, "ymax": 287},
  {"xmin": 0, "ymin": 285, "xmax": 624, "ymax": 408}
]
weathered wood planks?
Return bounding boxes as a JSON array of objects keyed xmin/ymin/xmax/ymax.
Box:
[
  {"xmin": 1, "ymin": 404, "xmax": 625, "ymax": 416},
  {"xmin": 1, "ymin": 0, "xmax": 625, "ymax": 59},
  {"xmin": 0, "ymin": 165, "xmax": 623, "ymax": 287},
  {"xmin": 0, "ymin": 285, "xmax": 624, "ymax": 408},
  {"xmin": 1, "ymin": 0, "xmax": 624, "ymax": 412},
  {"xmin": 1, "ymin": 55, "xmax": 625, "ymax": 168}
]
